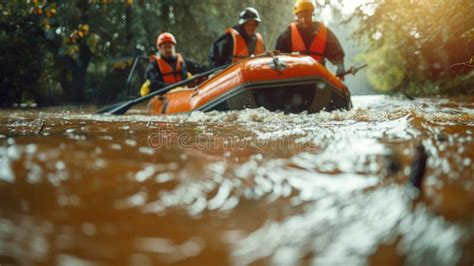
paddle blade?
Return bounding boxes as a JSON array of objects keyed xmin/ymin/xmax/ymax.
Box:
[
  {"xmin": 106, "ymin": 101, "xmax": 135, "ymax": 115},
  {"xmin": 95, "ymin": 101, "xmax": 128, "ymax": 114}
]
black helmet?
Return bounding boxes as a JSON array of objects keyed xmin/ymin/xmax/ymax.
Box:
[{"xmin": 238, "ymin": 7, "xmax": 262, "ymax": 25}]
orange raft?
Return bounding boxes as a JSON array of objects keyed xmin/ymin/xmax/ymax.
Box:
[{"xmin": 148, "ymin": 54, "xmax": 352, "ymax": 114}]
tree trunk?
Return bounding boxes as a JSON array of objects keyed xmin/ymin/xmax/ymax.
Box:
[
  {"xmin": 68, "ymin": 44, "xmax": 92, "ymax": 103},
  {"xmin": 67, "ymin": 0, "xmax": 91, "ymax": 103},
  {"xmin": 125, "ymin": 3, "xmax": 133, "ymax": 46}
]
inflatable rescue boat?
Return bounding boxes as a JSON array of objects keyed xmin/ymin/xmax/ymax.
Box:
[{"xmin": 148, "ymin": 55, "xmax": 352, "ymax": 114}]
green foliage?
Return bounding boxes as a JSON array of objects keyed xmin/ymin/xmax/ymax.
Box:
[
  {"xmin": 360, "ymin": 45, "xmax": 406, "ymax": 92},
  {"xmin": 1, "ymin": 0, "xmax": 297, "ymax": 105},
  {"xmin": 3, "ymin": 0, "xmax": 472, "ymax": 105},
  {"xmin": 0, "ymin": 1, "xmax": 64, "ymax": 105},
  {"xmin": 350, "ymin": 0, "xmax": 474, "ymax": 94},
  {"xmin": 406, "ymin": 69, "xmax": 474, "ymax": 96}
]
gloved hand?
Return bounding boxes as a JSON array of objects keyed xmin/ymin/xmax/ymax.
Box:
[
  {"xmin": 336, "ymin": 63, "xmax": 346, "ymax": 80},
  {"xmin": 140, "ymin": 80, "xmax": 151, "ymax": 96},
  {"xmin": 169, "ymin": 86, "xmax": 186, "ymax": 93}
]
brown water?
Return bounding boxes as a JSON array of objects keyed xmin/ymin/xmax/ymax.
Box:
[{"xmin": 0, "ymin": 95, "xmax": 473, "ymax": 266}]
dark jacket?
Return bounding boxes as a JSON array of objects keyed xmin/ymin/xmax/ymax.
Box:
[
  {"xmin": 145, "ymin": 55, "xmax": 207, "ymax": 92},
  {"xmin": 208, "ymin": 24, "xmax": 264, "ymax": 68},
  {"xmin": 275, "ymin": 22, "xmax": 345, "ymax": 66}
]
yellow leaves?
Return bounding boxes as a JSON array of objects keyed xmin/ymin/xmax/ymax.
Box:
[
  {"xmin": 31, "ymin": 7, "xmax": 43, "ymax": 15},
  {"xmin": 68, "ymin": 24, "xmax": 90, "ymax": 44},
  {"xmin": 63, "ymin": 23, "xmax": 100, "ymax": 56},
  {"xmin": 30, "ymin": 2, "xmax": 56, "ymax": 19},
  {"xmin": 80, "ymin": 24, "xmax": 90, "ymax": 34},
  {"xmin": 112, "ymin": 61, "xmax": 131, "ymax": 71},
  {"xmin": 41, "ymin": 19, "xmax": 50, "ymax": 30},
  {"xmin": 68, "ymin": 31, "xmax": 79, "ymax": 43},
  {"xmin": 46, "ymin": 7, "xmax": 56, "ymax": 18}
]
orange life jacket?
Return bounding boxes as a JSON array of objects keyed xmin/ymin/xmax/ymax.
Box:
[
  {"xmin": 290, "ymin": 22, "xmax": 327, "ymax": 63},
  {"xmin": 226, "ymin": 28, "xmax": 265, "ymax": 62},
  {"xmin": 150, "ymin": 53, "xmax": 187, "ymax": 84}
]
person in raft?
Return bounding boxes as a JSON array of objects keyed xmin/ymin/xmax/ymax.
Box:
[
  {"xmin": 140, "ymin": 32, "xmax": 207, "ymax": 96},
  {"xmin": 275, "ymin": 0, "xmax": 346, "ymax": 78},
  {"xmin": 208, "ymin": 7, "xmax": 266, "ymax": 68}
]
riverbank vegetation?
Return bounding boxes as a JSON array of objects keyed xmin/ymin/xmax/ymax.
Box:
[
  {"xmin": 1, "ymin": 0, "xmax": 473, "ymax": 106},
  {"xmin": 0, "ymin": 0, "xmax": 294, "ymax": 106},
  {"xmin": 350, "ymin": 0, "xmax": 474, "ymax": 96}
]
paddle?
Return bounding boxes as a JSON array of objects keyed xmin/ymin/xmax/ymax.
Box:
[
  {"xmin": 95, "ymin": 55, "xmax": 149, "ymax": 114},
  {"xmin": 337, "ymin": 63, "xmax": 368, "ymax": 79},
  {"xmin": 96, "ymin": 101, "xmax": 128, "ymax": 114},
  {"xmin": 98, "ymin": 64, "xmax": 229, "ymax": 115},
  {"xmin": 125, "ymin": 56, "xmax": 150, "ymax": 96}
]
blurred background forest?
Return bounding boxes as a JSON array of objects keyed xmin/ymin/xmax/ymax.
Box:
[{"xmin": 1, "ymin": 0, "xmax": 473, "ymax": 106}]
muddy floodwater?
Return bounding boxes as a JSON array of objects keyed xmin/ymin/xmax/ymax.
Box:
[{"xmin": 0, "ymin": 95, "xmax": 473, "ymax": 265}]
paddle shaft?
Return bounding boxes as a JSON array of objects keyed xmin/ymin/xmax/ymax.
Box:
[
  {"xmin": 96, "ymin": 55, "xmax": 148, "ymax": 114},
  {"xmin": 104, "ymin": 64, "xmax": 229, "ymax": 115},
  {"xmin": 338, "ymin": 64, "xmax": 368, "ymax": 78},
  {"xmin": 126, "ymin": 56, "xmax": 149, "ymax": 96}
]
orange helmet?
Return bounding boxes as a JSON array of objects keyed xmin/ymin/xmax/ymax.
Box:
[{"xmin": 156, "ymin": 32, "xmax": 177, "ymax": 47}]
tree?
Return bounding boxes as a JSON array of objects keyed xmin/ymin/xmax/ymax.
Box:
[
  {"xmin": 1, "ymin": 0, "xmax": 323, "ymax": 105},
  {"xmin": 0, "ymin": 1, "xmax": 50, "ymax": 105},
  {"xmin": 349, "ymin": 0, "xmax": 474, "ymax": 95}
]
